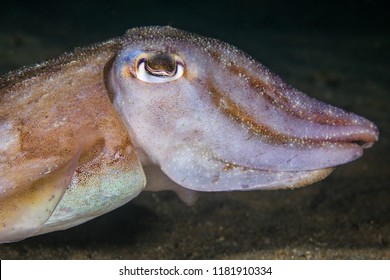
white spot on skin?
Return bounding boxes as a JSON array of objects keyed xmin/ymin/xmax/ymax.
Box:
[{"xmin": 0, "ymin": 121, "xmax": 20, "ymax": 161}]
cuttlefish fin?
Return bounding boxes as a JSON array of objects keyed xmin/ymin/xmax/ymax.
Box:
[
  {"xmin": 0, "ymin": 128, "xmax": 102, "ymax": 243},
  {"xmin": 0, "ymin": 151, "xmax": 80, "ymax": 243}
]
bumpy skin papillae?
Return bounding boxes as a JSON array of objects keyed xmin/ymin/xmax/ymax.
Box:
[
  {"xmin": 110, "ymin": 27, "xmax": 378, "ymax": 192},
  {"xmin": 0, "ymin": 26, "xmax": 378, "ymax": 242},
  {"xmin": 0, "ymin": 37, "xmax": 145, "ymax": 242}
]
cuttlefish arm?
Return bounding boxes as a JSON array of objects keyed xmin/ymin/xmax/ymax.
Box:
[
  {"xmin": 0, "ymin": 26, "xmax": 378, "ymax": 242},
  {"xmin": 110, "ymin": 27, "xmax": 378, "ymax": 192}
]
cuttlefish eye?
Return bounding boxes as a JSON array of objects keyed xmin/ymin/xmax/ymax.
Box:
[{"xmin": 135, "ymin": 53, "xmax": 184, "ymax": 83}]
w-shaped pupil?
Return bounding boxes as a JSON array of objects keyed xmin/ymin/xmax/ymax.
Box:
[{"xmin": 145, "ymin": 54, "xmax": 177, "ymax": 77}]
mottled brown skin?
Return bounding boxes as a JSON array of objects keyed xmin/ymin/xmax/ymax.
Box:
[
  {"xmin": 0, "ymin": 151, "xmax": 79, "ymax": 242},
  {"xmin": 0, "ymin": 37, "xmax": 145, "ymax": 241},
  {"xmin": 1, "ymin": 39, "xmax": 123, "ymax": 162}
]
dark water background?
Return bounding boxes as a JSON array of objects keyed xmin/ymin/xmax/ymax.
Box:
[{"xmin": 0, "ymin": 0, "xmax": 389, "ymax": 259}]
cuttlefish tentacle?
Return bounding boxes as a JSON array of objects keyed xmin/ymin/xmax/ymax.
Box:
[{"xmin": 0, "ymin": 26, "xmax": 378, "ymax": 242}]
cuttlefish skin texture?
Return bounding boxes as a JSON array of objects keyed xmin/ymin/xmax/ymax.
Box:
[{"xmin": 0, "ymin": 26, "xmax": 378, "ymax": 243}]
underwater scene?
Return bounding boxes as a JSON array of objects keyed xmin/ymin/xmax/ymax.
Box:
[{"xmin": 0, "ymin": 0, "xmax": 388, "ymax": 259}]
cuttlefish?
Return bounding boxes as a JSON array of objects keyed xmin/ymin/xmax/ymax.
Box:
[{"xmin": 0, "ymin": 26, "xmax": 378, "ymax": 243}]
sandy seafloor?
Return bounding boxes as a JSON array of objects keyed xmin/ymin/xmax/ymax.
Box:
[{"xmin": 0, "ymin": 0, "xmax": 389, "ymax": 259}]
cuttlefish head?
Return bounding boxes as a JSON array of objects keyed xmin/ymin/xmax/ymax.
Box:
[{"xmin": 110, "ymin": 26, "xmax": 378, "ymax": 192}]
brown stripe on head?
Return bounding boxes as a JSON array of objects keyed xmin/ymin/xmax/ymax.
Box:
[
  {"xmin": 206, "ymin": 81, "xmax": 312, "ymax": 146},
  {"xmin": 226, "ymin": 64, "xmax": 353, "ymax": 126}
]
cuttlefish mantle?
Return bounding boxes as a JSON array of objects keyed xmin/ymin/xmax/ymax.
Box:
[{"xmin": 0, "ymin": 26, "xmax": 378, "ymax": 243}]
